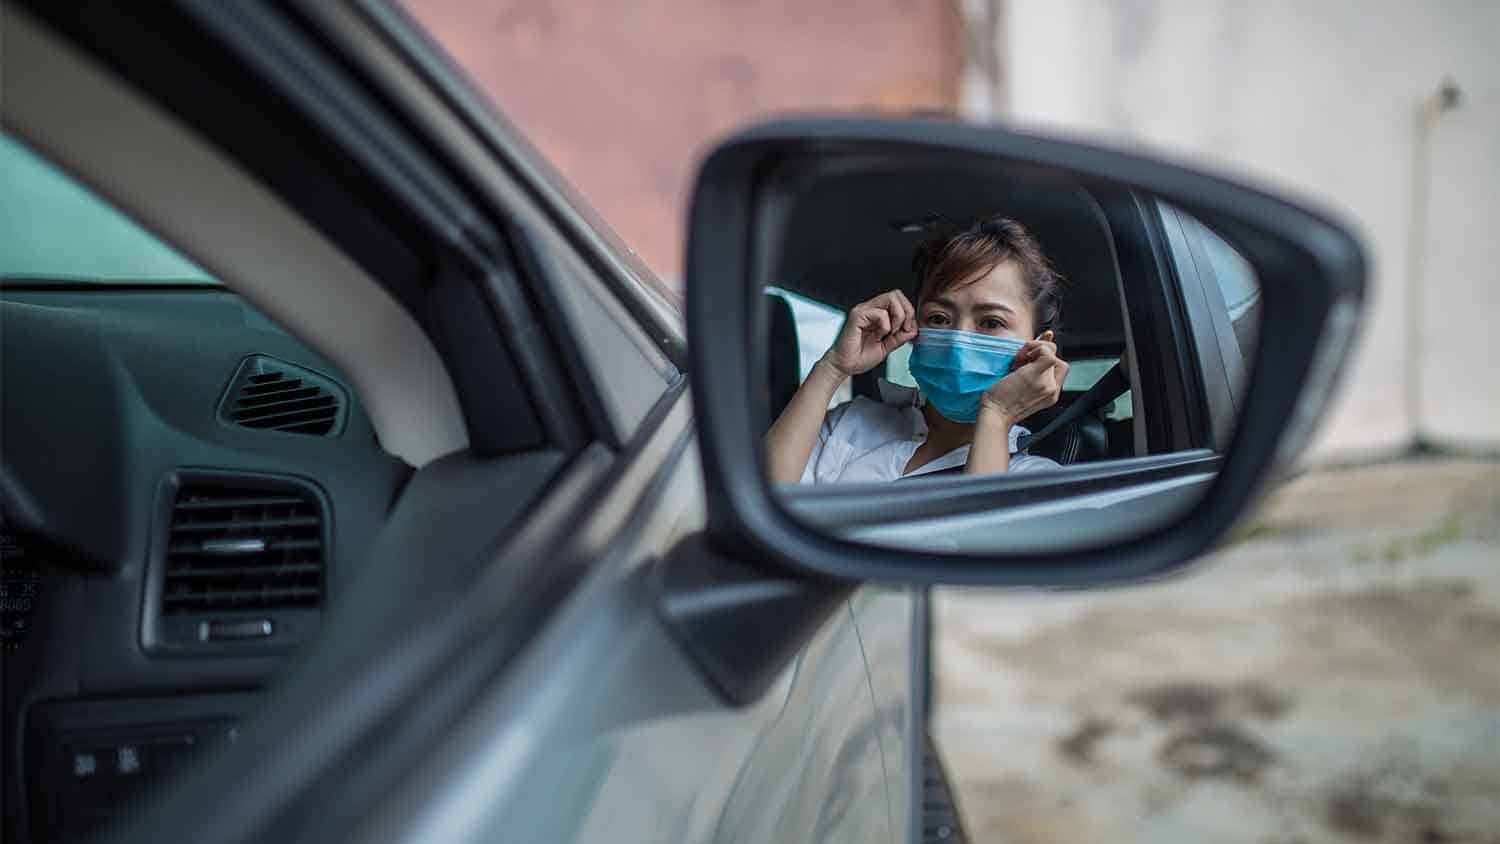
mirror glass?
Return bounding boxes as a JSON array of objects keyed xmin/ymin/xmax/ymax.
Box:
[{"xmin": 758, "ymin": 158, "xmax": 1263, "ymax": 554}]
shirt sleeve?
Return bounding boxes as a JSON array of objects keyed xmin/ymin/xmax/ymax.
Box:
[
  {"xmin": 799, "ymin": 400, "xmax": 856, "ymax": 484},
  {"xmin": 1008, "ymin": 453, "xmax": 1061, "ymax": 474},
  {"xmin": 1006, "ymin": 425, "xmax": 1060, "ymax": 473}
]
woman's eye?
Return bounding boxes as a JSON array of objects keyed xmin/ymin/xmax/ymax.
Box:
[
  {"xmin": 980, "ymin": 318, "xmax": 1007, "ymax": 331},
  {"xmin": 925, "ymin": 313, "xmax": 950, "ymax": 326}
]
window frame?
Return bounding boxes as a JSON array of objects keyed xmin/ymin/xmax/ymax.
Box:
[
  {"xmin": 1158, "ymin": 203, "xmax": 1255, "ymax": 451},
  {"xmin": 360, "ymin": 0, "xmax": 688, "ymax": 367},
  {"xmin": 1102, "ymin": 192, "xmax": 1207, "ymax": 454}
]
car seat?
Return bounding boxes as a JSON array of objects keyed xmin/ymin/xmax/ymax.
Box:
[
  {"xmin": 1020, "ymin": 360, "xmax": 1128, "ymax": 465},
  {"xmin": 1023, "ymin": 404, "xmax": 1112, "ymax": 464}
]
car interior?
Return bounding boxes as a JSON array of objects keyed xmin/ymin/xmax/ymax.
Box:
[
  {"xmin": 0, "ymin": 14, "xmax": 492, "ymax": 835},
  {"xmin": 0, "ymin": 128, "xmax": 432, "ymax": 841},
  {"xmin": 760, "ymin": 164, "xmax": 1142, "ymax": 469}
]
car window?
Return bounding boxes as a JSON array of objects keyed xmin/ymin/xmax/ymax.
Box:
[
  {"xmin": 1063, "ymin": 357, "xmax": 1133, "ymax": 422},
  {"xmin": 0, "ymin": 132, "xmax": 216, "ymax": 286}
]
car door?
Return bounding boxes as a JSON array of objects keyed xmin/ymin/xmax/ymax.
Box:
[{"xmin": 5, "ymin": 3, "xmax": 907, "ymax": 843}]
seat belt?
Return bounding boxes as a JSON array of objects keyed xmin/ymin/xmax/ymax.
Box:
[{"xmin": 1016, "ymin": 362, "xmax": 1129, "ymax": 453}]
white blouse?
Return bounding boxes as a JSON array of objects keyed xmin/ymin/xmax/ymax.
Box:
[{"xmin": 800, "ymin": 383, "xmax": 1061, "ymax": 484}]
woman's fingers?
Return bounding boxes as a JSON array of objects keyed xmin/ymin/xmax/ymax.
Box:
[
  {"xmin": 1014, "ymin": 339, "xmax": 1058, "ymax": 368},
  {"xmin": 856, "ymin": 290, "xmax": 916, "ymax": 336},
  {"xmin": 1016, "ymin": 348, "xmax": 1066, "ymax": 402},
  {"xmin": 878, "ymin": 291, "xmax": 912, "ymax": 335},
  {"xmin": 893, "ymin": 290, "xmax": 917, "ymax": 331},
  {"xmin": 860, "ymin": 306, "xmax": 891, "ymax": 339},
  {"xmin": 882, "ymin": 321, "xmax": 919, "ymax": 353}
]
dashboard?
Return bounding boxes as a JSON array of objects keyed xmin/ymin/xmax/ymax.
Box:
[{"xmin": 1, "ymin": 287, "xmax": 412, "ymax": 842}]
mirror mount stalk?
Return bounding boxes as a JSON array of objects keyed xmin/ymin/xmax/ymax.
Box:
[{"xmin": 651, "ymin": 534, "xmax": 852, "ymax": 706}]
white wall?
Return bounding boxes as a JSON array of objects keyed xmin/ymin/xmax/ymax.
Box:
[{"xmin": 993, "ymin": 0, "xmax": 1500, "ymax": 460}]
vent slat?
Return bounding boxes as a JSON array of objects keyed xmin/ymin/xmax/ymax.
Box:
[
  {"xmin": 175, "ymin": 495, "xmax": 305, "ymax": 511},
  {"xmin": 162, "ymin": 482, "xmax": 325, "ymax": 616},
  {"xmin": 168, "ymin": 538, "xmax": 323, "ymax": 555},
  {"xmin": 239, "ymin": 380, "xmax": 301, "ymax": 398},
  {"xmin": 238, "ymin": 410, "xmax": 339, "ymax": 430},
  {"xmin": 233, "ymin": 394, "xmax": 334, "ymax": 415},
  {"xmin": 235, "ymin": 387, "xmax": 324, "ymax": 409},
  {"xmin": 166, "ymin": 563, "xmax": 323, "ymax": 579},
  {"xmin": 170, "ymin": 516, "xmax": 319, "ymax": 533},
  {"xmin": 233, "ymin": 398, "xmax": 337, "ymax": 423},
  {"xmin": 163, "ymin": 586, "xmax": 321, "ymax": 605}
]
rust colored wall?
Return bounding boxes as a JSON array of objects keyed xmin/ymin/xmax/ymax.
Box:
[{"xmin": 404, "ymin": 0, "xmax": 962, "ymax": 281}]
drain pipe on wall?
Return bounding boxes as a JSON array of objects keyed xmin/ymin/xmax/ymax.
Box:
[
  {"xmin": 1405, "ymin": 77, "xmax": 1461, "ymax": 451},
  {"xmin": 957, "ymin": 0, "xmax": 1005, "ymax": 121}
]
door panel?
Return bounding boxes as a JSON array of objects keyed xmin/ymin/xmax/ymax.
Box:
[
  {"xmin": 354, "ymin": 440, "xmax": 892, "ymax": 844},
  {"xmin": 711, "ymin": 597, "xmax": 892, "ymax": 843},
  {"xmin": 850, "ymin": 584, "xmax": 919, "ymax": 844},
  {"xmin": 784, "ymin": 450, "xmax": 1219, "ymax": 555}
]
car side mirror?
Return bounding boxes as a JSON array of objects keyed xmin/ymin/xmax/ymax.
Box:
[{"xmin": 683, "ymin": 117, "xmax": 1365, "ymax": 587}]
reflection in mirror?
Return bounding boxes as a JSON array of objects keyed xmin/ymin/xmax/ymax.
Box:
[{"xmin": 758, "ymin": 160, "xmax": 1262, "ymax": 554}]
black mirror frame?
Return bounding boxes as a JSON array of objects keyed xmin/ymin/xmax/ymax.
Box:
[{"xmin": 686, "ymin": 117, "xmax": 1365, "ymax": 586}]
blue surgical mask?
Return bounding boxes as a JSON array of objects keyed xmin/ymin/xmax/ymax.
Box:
[{"xmin": 907, "ymin": 328, "xmax": 1025, "ymax": 423}]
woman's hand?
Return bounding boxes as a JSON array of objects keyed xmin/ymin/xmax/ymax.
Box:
[
  {"xmin": 977, "ymin": 331, "xmax": 1069, "ymax": 426},
  {"xmin": 822, "ymin": 290, "xmax": 918, "ymax": 378}
]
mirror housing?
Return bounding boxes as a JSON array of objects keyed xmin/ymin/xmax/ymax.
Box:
[{"xmin": 686, "ymin": 117, "xmax": 1364, "ymax": 586}]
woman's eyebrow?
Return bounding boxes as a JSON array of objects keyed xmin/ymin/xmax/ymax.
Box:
[{"xmin": 973, "ymin": 301, "xmax": 1017, "ymax": 315}]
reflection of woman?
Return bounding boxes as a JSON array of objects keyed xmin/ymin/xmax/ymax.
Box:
[{"xmin": 767, "ymin": 216, "xmax": 1069, "ymax": 484}]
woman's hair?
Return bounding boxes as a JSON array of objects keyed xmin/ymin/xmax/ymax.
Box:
[{"xmin": 912, "ymin": 215, "xmax": 1064, "ymax": 335}]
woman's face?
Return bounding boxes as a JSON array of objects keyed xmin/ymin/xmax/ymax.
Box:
[{"xmin": 917, "ymin": 259, "xmax": 1037, "ymax": 341}]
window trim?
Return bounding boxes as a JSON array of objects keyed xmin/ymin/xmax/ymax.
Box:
[
  {"xmin": 353, "ymin": 0, "xmax": 688, "ymax": 367},
  {"xmin": 1101, "ymin": 192, "xmax": 1203, "ymax": 454},
  {"xmin": 1179, "ymin": 211, "xmax": 1254, "ymax": 411},
  {"xmin": 782, "ymin": 448, "xmax": 1220, "ymax": 529},
  {"xmin": 1157, "ymin": 203, "xmax": 1239, "ymax": 451}
]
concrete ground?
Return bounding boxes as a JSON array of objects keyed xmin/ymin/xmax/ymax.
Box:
[{"xmin": 933, "ymin": 457, "xmax": 1500, "ymax": 843}]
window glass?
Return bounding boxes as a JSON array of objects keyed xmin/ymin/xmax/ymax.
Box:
[
  {"xmin": 1184, "ymin": 215, "xmax": 1261, "ymax": 356},
  {"xmin": 1063, "ymin": 357, "xmax": 1133, "ymax": 422},
  {"xmin": 0, "ymin": 132, "xmax": 216, "ymax": 285},
  {"xmin": 886, "ymin": 343, "xmax": 916, "ymax": 389},
  {"xmin": 1062, "ymin": 357, "xmax": 1115, "ymax": 390}
]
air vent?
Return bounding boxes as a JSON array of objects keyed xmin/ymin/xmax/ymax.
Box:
[
  {"xmin": 161, "ymin": 484, "xmax": 325, "ymax": 615},
  {"xmin": 219, "ymin": 355, "xmax": 347, "ymax": 436}
]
